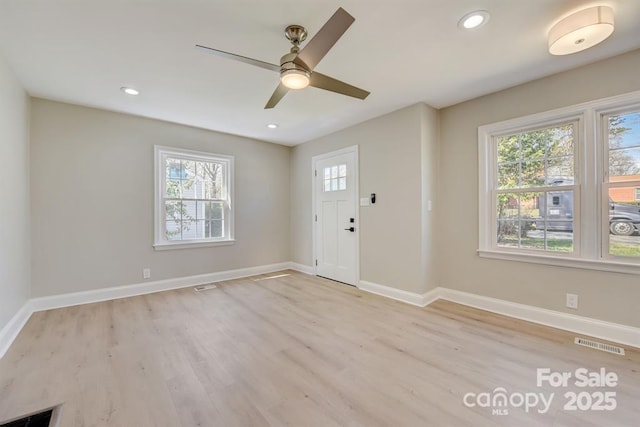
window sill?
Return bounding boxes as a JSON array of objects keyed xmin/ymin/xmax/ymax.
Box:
[
  {"xmin": 477, "ymin": 249, "xmax": 640, "ymax": 275},
  {"xmin": 154, "ymin": 239, "xmax": 235, "ymax": 251}
]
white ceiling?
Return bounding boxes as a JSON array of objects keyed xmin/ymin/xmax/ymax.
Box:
[{"xmin": 1, "ymin": 1, "xmax": 640, "ymax": 146}]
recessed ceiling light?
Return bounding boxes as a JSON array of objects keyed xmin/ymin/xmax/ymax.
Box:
[
  {"xmin": 267, "ymin": 123, "xmax": 278, "ymax": 129},
  {"xmin": 458, "ymin": 10, "xmax": 490, "ymax": 30},
  {"xmin": 121, "ymin": 87, "xmax": 139, "ymax": 95}
]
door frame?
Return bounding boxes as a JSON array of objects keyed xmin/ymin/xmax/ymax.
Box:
[{"xmin": 311, "ymin": 145, "xmax": 360, "ymax": 285}]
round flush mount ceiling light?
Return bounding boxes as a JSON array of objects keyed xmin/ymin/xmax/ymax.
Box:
[
  {"xmin": 266, "ymin": 123, "xmax": 279, "ymax": 129},
  {"xmin": 458, "ymin": 10, "xmax": 490, "ymax": 30},
  {"xmin": 548, "ymin": 6, "xmax": 614, "ymax": 55},
  {"xmin": 120, "ymin": 86, "xmax": 139, "ymax": 95}
]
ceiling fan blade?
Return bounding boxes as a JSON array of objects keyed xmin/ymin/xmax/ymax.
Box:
[
  {"xmin": 265, "ymin": 83, "xmax": 290, "ymax": 109},
  {"xmin": 195, "ymin": 44, "xmax": 280, "ymax": 73},
  {"xmin": 309, "ymin": 72, "xmax": 369, "ymax": 100},
  {"xmin": 294, "ymin": 8, "xmax": 355, "ymax": 70}
]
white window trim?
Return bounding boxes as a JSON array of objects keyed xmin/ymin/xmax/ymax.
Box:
[
  {"xmin": 478, "ymin": 90, "xmax": 640, "ymax": 275},
  {"xmin": 154, "ymin": 145, "xmax": 235, "ymax": 250}
]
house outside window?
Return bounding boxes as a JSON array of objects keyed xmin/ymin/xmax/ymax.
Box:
[
  {"xmin": 154, "ymin": 146, "xmax": 234, "ymax": 249},
  {"xmin": 478, "ymin": 91, "xmax": 640, "ymax": 274}
]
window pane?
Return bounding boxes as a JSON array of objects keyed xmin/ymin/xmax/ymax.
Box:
[
  {"xmin": 165, "ymin": 201, "xmax": 182, "ymax": 221},
  {"xmin": 520, "ymin": 160, "xmax": 545, "ymax": 187},
  {"xmin": 183, "ymin": 160, "xmax": 195, "ymax": 179},
  {"xmin": 208, "ymin": 220, "xmax": 223, "ymax": 238},
  {"xmin": 166, "ymin": 159, "xmax": 182, "ymax": 179},
  {"xmin": 520, "ymin": 220, "xmax": 546, "ymax": 250},
  {"xmin": 165, "ymin": 220, "xmax": 181, "ymax": 240},
  {"xmin": 324, "ymin": 167, "xmax": 331, "ymax": 179},
  {"xmin": 181, "ymin": 220, "xmax": 197, "ymax": 240},
  {"xmin": 339, "ymin": 164, "xmax": 347, "ymax": 177},
  {"xmin": 496, "ymin": 123, "xmax": 575, "ymax": 190},
  {"xmin": 209, "ymin": 202, "xmax": 224, "ymax": 220},
  {"xmin": 608, "ymin": 111, "xmax": 640, "ymax": 178},
  {"xmin": 608, "ymin": 187, "xmax": 640, "ymax": 257},
  {"xmin": 609, "ymin": 147, "xmax": 640, "ymax": 177},
  {"xmin": 165, "ymin": 179, "xmax": 181, "ymax": 198},
  {"xmin": 497, "ymin": 193, "xmax": 519, "ymax": 246},
  {"xmin": 196, "ymin": 201, "xmax": 208, "ymax": 220},
  {"xmin": 338, "ymin": 177, "xmax": 346, "ymax": 190},
  {"xmin": 548, "ymin": 125, "xmax": 574, "ymax": 157},
  {"xmin": 331, "ymin": 166, "xmax": 338, "ymax": 179},
  {"xmin": 498, "ymin": 162, "xmax": 519, "ymax": 189},
  {"xmin": 497, "ymin": 135, "xmax": 519, "ymax": 164},
  {"xmin": 547, "ymin": 156, "xmax": 574, "ymax": 180},
  {"xmin": 609, "ymin": 112, "xmax": 640, "ymax": 150},
  {"xmin": 324, "ymin": 179, "xmax": 331, "ymax": 192},
  {"xmin": 331, "ymin": 178, "xmax": 338, "ymax": 191},
  {"xmin": 182, "ymin": 201, "xmax": 196, "ymax": 222},
  {"xmin": 194, "ymin": 220, "xmax": 206, "ymax": 239},
  {"xmin": 497, "ymin": 191, "xmax": 573, "ymax": 252},
  {"xmin": 520, "ymin": 130, "xmax": 546, "ymax": 160}
]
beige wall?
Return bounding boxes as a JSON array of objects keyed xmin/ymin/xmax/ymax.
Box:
[
  {"xmin": 0, "ymin": 56, "xmax": 30, "ymax": 330},
  {"xmin": 30, "ymin": 99, "xmax": 290, "ymax": 297},
  {"xmin": 290, "ymin": 103, "xmax": 439, "ymax": 294},
  {"xmin": 438, "ymin": 49, "xmax": 640, "ymax": 327}
]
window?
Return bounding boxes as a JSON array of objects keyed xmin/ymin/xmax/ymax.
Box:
[
  {"xmin": 479, "ymin": 91, "xmax": 640, "ymax": 274},
  {"xmin": 154, "ymin": 146, "xmax": 234, "ymax": 249},
  {"xmin": 496, "ymin": 123, "xmax": 576, "ymax": 253},
  {"xmin": 323, "ymin": 164, "xmax": 347, "ymax": 191}
]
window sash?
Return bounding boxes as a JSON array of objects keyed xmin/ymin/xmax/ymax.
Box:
[
  {"xmin": 154, "ymin": 146, "xmax": 234, "ymax": 247},
  {"xmin": 490, "ymin": 121, "xmax": 578, "ymax": 255}
]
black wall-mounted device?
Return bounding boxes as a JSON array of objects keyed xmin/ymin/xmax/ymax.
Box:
[{"xmin": 371, "ymin": 193, "xmax": 376, "ymax": 204}]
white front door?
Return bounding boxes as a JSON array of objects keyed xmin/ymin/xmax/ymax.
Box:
[{"xmin": 314, "ymin": 147, "xmax": 358, "ymax": 285}]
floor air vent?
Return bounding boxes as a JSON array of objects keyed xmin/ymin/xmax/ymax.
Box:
[
  {"xmin": 1, "ymin": 405, "xmax": 61, "ymax": 427},
  {"xmin": 574, "ymin": 337, "xmax": 625, "ymax": 355},
  {"xmin": 194, "ymin": 284, "xmax": 217, "ymax": 292}
]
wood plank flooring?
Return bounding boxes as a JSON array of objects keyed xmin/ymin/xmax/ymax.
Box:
[{"xmin": 0, "ymin": 271, "xmax": 638, "ymax": 426}]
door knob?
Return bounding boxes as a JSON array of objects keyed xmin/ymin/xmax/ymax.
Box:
[{"xmin": 344, "ymin": 227, "xmax": 355, "ymax": 232}]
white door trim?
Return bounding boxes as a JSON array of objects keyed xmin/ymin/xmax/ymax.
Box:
[{"xmin": 311, "ymin": 145, "xmax": 360, "ymax": 284}]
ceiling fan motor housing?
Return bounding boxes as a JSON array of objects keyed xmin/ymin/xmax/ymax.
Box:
[{"xmin": 280, "ymin": 52, "xmax": 309, "ymax": 74}]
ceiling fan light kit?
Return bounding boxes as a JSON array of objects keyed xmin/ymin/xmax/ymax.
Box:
[
  {"xmin": 281, "ymin": 68, "xmax": 310, "ymax": 89},
  {"xmin": 196, "ymin": 7, "xmax": 369, "ymax": 108},
  {"xmin": 548, "ymin": 5, "xmax": 614, "ymax": 55}
]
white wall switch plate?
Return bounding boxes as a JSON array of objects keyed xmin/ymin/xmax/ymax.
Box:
[
  {"xmin": 360, "ymin": 197, "xmax": 370, "ymax": 206},
  {"xmin": 143, "ymin": 268, "xmax": 151, "ymax": 279}
]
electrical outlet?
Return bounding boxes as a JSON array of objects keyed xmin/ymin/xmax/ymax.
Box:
[
  {"xmin": 566, "ymin": 293, "xmax": 578, "ymax": 309},
  {"xmin": 143, "ymin": 268, "xmax": 151, "ymax": 279}
]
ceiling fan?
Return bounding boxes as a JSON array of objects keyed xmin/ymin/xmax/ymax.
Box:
[{"xmin": 195, "ymin": 7, "xmax": 370, "ymax": 109}]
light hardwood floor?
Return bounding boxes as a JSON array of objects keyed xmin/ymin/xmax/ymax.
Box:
[{"xmin": 0, "ymin": 271, "xmax": 638, "ymax": 426}]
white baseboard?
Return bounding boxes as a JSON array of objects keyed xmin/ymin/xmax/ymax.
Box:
[
  {"xmin": 0, "ymin": 300, "xmax": 33, "ymax": 359},
  {"xmin": 0, "ymin": 262, "xmax": 291, "ymax": 359},
  {"xmin": 30, "ymin": 262, "xmax": 291, "ymax": 312},
  {"xmin": 288, "ymin": 262, "xmax": 315, "ymax": 275},
  {"xmin": 356, "ymin": 280, "xmax": 639, "ymax": 348},
  {"xmin": 358, "ymin": 280, "xmax": 438, "ymax": 307},
  {"xmin": 3, "ymin": 265, "xmax": 638, "ymax": 358},
  {"xmin": 436, "ymin": 288, "xmax": 640, "ymax": 349}
]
